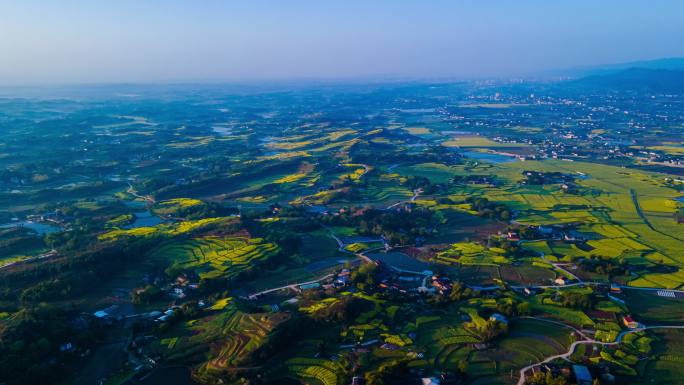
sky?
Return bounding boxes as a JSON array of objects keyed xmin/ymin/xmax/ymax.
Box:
[{"xmin": 1, "ymin": 0, "xmax": 683, "ymax": 85}]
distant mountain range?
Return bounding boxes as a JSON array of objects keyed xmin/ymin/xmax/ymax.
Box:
[
  {"xmin": 561, "ymin": 58, "xmax": 684, "ymax": 93},
  {"xmin": 578, "ymin": 57, "xmax": 684, "ymax": 75}
]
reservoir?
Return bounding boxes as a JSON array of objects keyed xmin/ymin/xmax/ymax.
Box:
[{"xmin": 124, "ymin": 211, "xmax": 162, "ymax": 229}]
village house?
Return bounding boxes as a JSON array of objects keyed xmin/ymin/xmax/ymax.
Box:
[
  {"xmin": 506, "ymin": 231, "xmax": 520, "ymax": 242},
  {"xmin": 622, "ymin": 315, "xmax": 640, "ymax": 329},
  {"xmin": 431, "ymin": 276, "xmax": 453, "ymax": 295}
]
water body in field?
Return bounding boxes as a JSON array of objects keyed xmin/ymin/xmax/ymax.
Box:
[
  {"xmin": 368, "ymin": 251, "xmax": 431, "ymax": 271},
  {"xmin": 462, "ymin": 151, "xmax": 518, "ymax": 164},
  {"xmin": 675, "ymin": 196, "xmax": 684, "ymax": 203},
  {"xmin": 124, "ymin": 210, "xmax": 162, "ymax": 229},
  {"xmin": 0, "ymin": 221, "xmax": 61, "ymax": 235}
]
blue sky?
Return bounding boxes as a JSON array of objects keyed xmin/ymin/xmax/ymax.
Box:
[{"xmin": 1, "ymin": 0, "xmax": 683, "ymax": 84}]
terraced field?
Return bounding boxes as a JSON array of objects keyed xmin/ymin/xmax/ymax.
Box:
[
  {"xmin": 151, "ymin": 236, "xmax": 279, "ymax": 279},
  {"xmin": 285, "ymin": 358, "xmax": 347, "ymax": 385},
  {"xmin": 436, "ymin": 243, "xmax": 510, "ymax": 266},
  {"xmin": 158, "ymin": 299, "xmax": 288, "ymax": 381}
]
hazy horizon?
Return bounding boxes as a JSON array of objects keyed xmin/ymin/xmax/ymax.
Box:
[{"xmin": 2, "ymin": 0, "xmax": 684, "ymax": 85}]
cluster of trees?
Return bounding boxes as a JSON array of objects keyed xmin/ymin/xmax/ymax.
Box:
[
  {"xmin": 308, "ymin": 296, "xmax": 372, "ymax": 323},
  {"xmin": 322, "ymin": 206, "xmax": 434, "ymax": 245},
  {"xmin": 322, "ymin": 187, "xmax": 362, "ymax": 204},
  {"xmin": 493, "ymin": 299, "xmax": 530, "ymax": 318},
  {"xmin": 157, "ymin": 200, "xmax": 238, "ymax": 220},
  {"xmin": 3, "ymin": 238, "xmax": 158, "ymax": 304},
  {"xmin": 522, "ymin": 171, "xmax": 574, "ymax": 185},
  {"xmin": 401, "ymin": 176, "xmax": 441, "ymax": 194},
  {"xmin": 398, "ymin": 174, "xmax": 494, "ymax": 195},
  {"xmin": 466, "ymin": 197, "xmax": 512, "ymax": 221},
  {"xmin": 558, "ymin": 291, "xmax": 595, "ymax": 310},
  {"xmin": 351, "ymin": 262, "xmax": 381, "ymax": 290},
  {"xmin": 445, "ymin": 281, "xmax": 478, "ymax": 302},
  {"xmin": 577, "ymin": 256, "xmax": 628, "ymax": 277},
  {"xmin": 450, "ymin": 174, "xmax": 496, "ymax": 185},
  {"xmin": 248, "ymin": 316, "xmax": 313, "ymax": 363},
  {"xmin": 475, "ymin": 319, "xmax": 508, "ymax": 342},
  {"xmin": 526, "ymin": 372, "xmax": 572, "ymax": 385},
  {"xmin": 131, "ymin": 285, "xmax": 163, "ymax": 305},
  {"xmin": 364, "ymin": 358, "xmax": 411, "ymax": 385},
  {"xmin": 0, "ymin": 304, "xmax": 103, "ymax": 385},
  {"xmin": 0, "ymin": 227, "xmax": 44, "ymax": 256}
]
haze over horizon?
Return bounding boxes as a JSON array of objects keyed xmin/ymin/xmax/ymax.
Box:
[{"xmin": 2, "ymin": 0, "xmax": 684, "ymax": 85}]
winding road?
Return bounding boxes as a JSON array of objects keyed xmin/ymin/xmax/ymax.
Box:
[{"xmin": 515, "ymin": 317, "xmax": 684, "ymax": 385}]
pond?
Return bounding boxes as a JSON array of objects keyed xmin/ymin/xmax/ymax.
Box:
[
  {"xmin": 305, "ymin": 258, "xmax": 353, "ymax": 272},
  {"xmin": 462, "ymin": 151, "xmax": 518, "ymax": 164},
  {"xmin": 675, "ymin": 196, "xmax": 684, "ymax": 203},
  {"xmin": 367, "ymin": 251, "xmax": 432, "ymax": 272},
  {"xmin": 0, "ymin": 221, "xmax": 61, "ymax": 235},
  {"xmin": 124, "ymin": 211, "xmax": 162, "ymax": 229}
]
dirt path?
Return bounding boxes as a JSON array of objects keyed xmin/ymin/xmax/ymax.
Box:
[{"xmin": 127, "ymin": 182, "xmax": 156, "ymax": 204}]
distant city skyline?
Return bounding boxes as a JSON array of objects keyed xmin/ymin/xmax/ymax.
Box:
[{"xmin": 1, "ymin": 0, "xmax": 683, "ymax": 85}]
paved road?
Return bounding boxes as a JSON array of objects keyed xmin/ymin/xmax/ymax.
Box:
[
  {"xmin": 386, "ymin": 188, "xmax": 421, "ymax": 209},
  {"xmin": 516, "ymin": 317, "xmax": 684, "ymax": 385},
  {"xmin": 245, "ymin": 274, "xmax": 334, "ymax": 298},
  {"xmin": 319, "ymin": 222, "xmax": 376, "ymax": 264}
]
